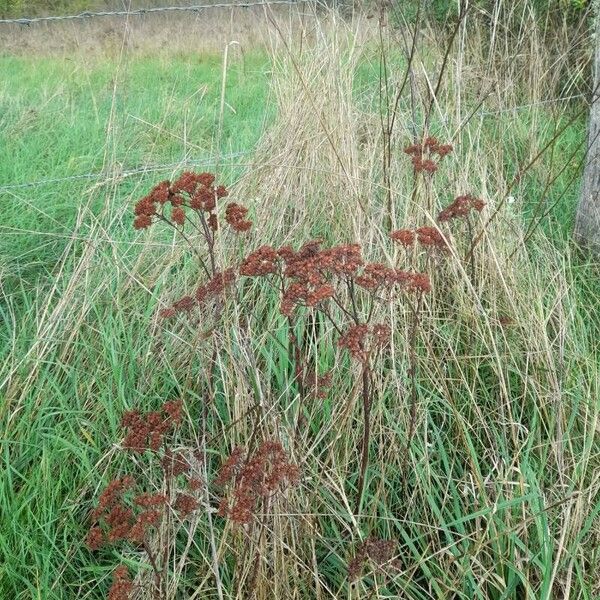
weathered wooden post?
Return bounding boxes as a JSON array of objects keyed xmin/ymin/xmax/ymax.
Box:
[{"xmin": 575, "ymin": 9, "xmax": 600, "ymax": 251}]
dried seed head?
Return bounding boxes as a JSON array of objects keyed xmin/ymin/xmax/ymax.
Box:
[
  {"xmin": 239, "ymin": 246, "xmax": 279, "ymax": 277},
  {"xmin": 216, "ymin": 441, "xmax": 299, "ymax": 525},
  {"xmin": 348, "ymin": 537, "xmax": 398, "ymax": 580},
  {"xmin": 438, "ymin": 194, "xmax": 485, "ymax": 222},
  {"xmin": 133, "ymin": 214, "xmax": 153, "ymax": 230},
  {"xmin": 171, "ymin": 206, "xmax": 186, "ymax": 226},
  {"xmin": 338, "ymin": 322, "xmax": 393, "ymax": 362},
  {"xmin": 403, "ymin": 136, "xmax": 453, "ymax": 174},
  {"xmin": 132, "ymin": 172, "xmax": 238, "ymax": 236},
  {"xmin": 86, "ymin": 526, "xmax": 104, "ymax": 550},
  {"xmin": 133, "ymin": 493, "xmax": 168, "ymax": 509},
  {"xmin": 338, "ymin": 324, "xmax": 370, "ymax": 362},
  {"xmin": 121, "ymin": 401, "xmax": 182, "ymax": 454},
  {"xmin": 225, "ymin": 202, "xmax": 252, "ymax": 232},
  {"xmin": 390, "ymin": 229, "xmax": 416, "ymax": 247},
  {"xmin": 355, "ymin": 263, "xmax": 397, "ymax": 292},
  {"xmin": 416, "ymin": 226, "xmax": 448, "ymax": 250},
  {"xmin": 215, "ymin": 446, "xmax": 245, "ymax": 487},
  {"xmin": 108, "ymin": 565, "xmax": 134, "ymax": 600},
  {"xmin": 174, "ymin": 493, "xmax": 199, "ymax": 517}
]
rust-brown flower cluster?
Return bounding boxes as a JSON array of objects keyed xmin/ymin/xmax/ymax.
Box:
[
  {"xmin": 86, "ymin": 477, "xmax": 199, "ymax": 550},
  {"xmin": 240, "ymin": 240, "xmax": 429, "ymax": 317},
  {"xmin": 355, "ymin": 263, "xmax": 397, "ymax": 292},
  {"xmin": 87, "ymin": 473, "xmax": 200, "ymax": 552},
  {"xmin": 403, "ymin": 136, "xmax": 453, "ymax": 174},
  {"xmin": 278, "ymin": 242, "xmax": 363, "ymax": 315},
  {"xmin": 348, "ymin": 537, "xmax": 399, "ymax": 580},
  {"xmin": 86, "ymin": 476, "xmax": 164, "ymax": 550},
  {"xmin": 216, "ymin": 441, "xmax": 299, "ymax": 524},
  {"xmin": 86, "ymin": 400, "xmax": 201, "ymax": 556},
  {"xmin": 133, "ymin": 171, "xmax": 250, "ymax": 234},
  {"xmin": 121, "ymin": 399, "xmax": 182, "ymax": 453},
  {"xmin": 225, "ymin": 202, "xmax": 252, "ymax": 232},
  {"xmin": 301, "ymin": 368, "xmax": 333, "ymax": 400},
  {"xmin": 391, "ymin": 226, "xmax": 448, "ymax": 252},
  {"xmin": 395, "ymin": 271, "xmax": 432, "ymax": 293},
  {"xmin": 107, "ymin": 565, "xmax": 134, "ymax": 600},
  {"xmin": 338, "ymin": 323, "xmax": 391, "ymax": 363},
  {"xmin": 437, "ymin": 193, "xmax": 485, "ymax": 222},
  {"xmin": 240, "ymin": 240, "xmax": 349, "ymax": 316},
  {"xmin": 239, "ymin": 245, "xmax": 279, "ymax": 276},
  {"xmin": 159, "ymin": 268, "xmax": 237, "ymax": 320}
]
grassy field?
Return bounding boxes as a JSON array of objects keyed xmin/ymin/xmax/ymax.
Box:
[
  {"xmin": 1, "ymin": 5, "xmax": 600, "ymax": 600},
  {"xmin": 0, "ymin": 51, "xmax": 272, "ymax": 287}
]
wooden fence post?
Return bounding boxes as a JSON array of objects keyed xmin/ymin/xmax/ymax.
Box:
[{"xmin": 575, "ymin": 8, "xmax": 600, "ymax": 251}]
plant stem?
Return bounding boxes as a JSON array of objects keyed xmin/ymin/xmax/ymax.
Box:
[
  {"xmin": 143, "ymin": 539, "xmax": 164, "ymax": 600},
  {"xmin": 402, "ymin": 293, "xmax": 423, "ymax": 480},
  {"xmin": 355, "ymin": 364, "xmax": 372, "ymax": 515}
]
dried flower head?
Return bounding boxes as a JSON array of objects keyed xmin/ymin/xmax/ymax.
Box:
[
  {"xmin": 93, "ymin": 476, "xmax": 135, "ymax": 520},
  {"xmin": 159, "ymin": 270, "xmax": 237, "ymax": 320},
  {"xmin": 301, "ymin": 369, "xmax": 333, "ymax": 400},
  {"xmin": 108, "ymin": 565, "xmax": 135, "ymax": 600},
  {"xmin": 158, "ymin": 307, "xmax": 177, "ymax": 320},
  {"xmin": 348, "ymin": 537, "xmax": 398, "ymax": 580},
  {"xmin": 416, "ymin": 226, "xmax": 448, "ymax": 250},
  {"xmin": 187, "ymin": 477, "xmax": 204, "ymax": 491},
  {"xmin": 133, "ymin": 214, "xmax": 153, "ymax": 230},
  {"xmin": 355, "ymin": 263, "xmax": 397, "ymax": 292},
  {"xmin": 163, "ymin": 399, "xmax": 183, "ymax": 425},
  {"xmin": 322, "ymin": 244, "xmax": 364, "ymax": 277},
  {"xmin": 392, "ymin": 227, "xmax": 447, "ymax": 252},
  {"xmin": 133, "ymin": 493, "xmax": 167, "ymax": 509},
  {"xmin": 161, "ymin": 449, "xmax": 190, "ymax": 477},
  {"xmin": 171, "ymin": 206, "xmax": 186, "ymax": 226},
  {"xmin": 89, "ymin": 474, "xmax": 169, "ymax": 551},
  {"xmin": 216, "ymin": 441, "xmax": 299, "ymax": 524},
  {"xmin": 239, "ymin": 241, "xmax": 365, "ymax": 316},
  {"xmin": 438, "ymin": 194, "xmax": 485, "ymax": 222},
  {"xmin": 394, "ymin": 270, "xmax": 431, "ymax": 294},
  {"xmin": 172, "ymin": 171, "xmax": 201, "ymax": 195},
  {"xmin": 86, "ymin": 525, "xmax": 104, "ymax": 551},
  {"xmin": 225, "ymin": 202, "xmax": 252, "ymax": 232},
  {"xmin": 215, "ymin": 446, "xmax": 245, "ymax": 487},
  {"xmin": 121, "ymin": 401, "xmax": 182, "ymax": 454},
  {"xmin": 174, "ymin": 493, "xmax": 199, "ymax": 517},
  {"xmin": 133, "ymin": 172, "xmax": 252, "ymax": 236},
  {"xmin": 403, "ymin": 136, "xmax": 453, "ymax": 174},
  {"xmin": 338, "ymin": 323, "xmax": 390, "ymax": 362},
  {"xmin": 239, "ymin": 245, "xmax": 279, "ymax": 277},
  {"xmin": 390, "ymin": 229, "xmax": 416, "ymax": 247}
]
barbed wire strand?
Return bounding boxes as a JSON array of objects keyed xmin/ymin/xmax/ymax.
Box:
[
  {"xmin": 0, "ymin": 93, "xmax": 587, "ymax": 194},
  {"xmin": 478, "ymin": 93, "xmax": 586, "ymax": 117},
  {"xmin": 0, "ymin": 0, "xmax": 310, "ymax": 25},
  {"xmin": 0, "ymin": 151, "xmax": 251, "ymax": 193}
]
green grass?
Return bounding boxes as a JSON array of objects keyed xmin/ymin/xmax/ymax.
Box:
[
  {"xmin": 0, "ymin": 52, "xmax": 272, "ymax": 596},
  {"xmin": 0, "ymin": 51, "xmax": 272, "ymax": 288},
  {"xmin": 1, "ymin": 27, "xmax": 599, "ymax": 600}
]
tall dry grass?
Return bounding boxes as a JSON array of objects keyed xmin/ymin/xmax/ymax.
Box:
[{"xmin": 1, "ymin": 3, "xmax": 598, "ymax": 599}]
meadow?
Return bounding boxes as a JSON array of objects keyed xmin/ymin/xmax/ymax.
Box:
[{"xmin": 1, "ymin": 4, "xmax": 599, "ymax": 599}]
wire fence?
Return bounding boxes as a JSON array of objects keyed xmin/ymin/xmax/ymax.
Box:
[
  {"xmin": 478, "ymin": 93, "xmax": 586, "ymax": 117},
  {"xmin": 0, "ymin": 152, "xmax": 252, "ymax": 193},
  {"xmin": 0, "ymin": 0, "xmax": 311, "ymax": 25},
  {"xmin": 0, "ymin": 93, "xmax": 587, "ymax": 195}
]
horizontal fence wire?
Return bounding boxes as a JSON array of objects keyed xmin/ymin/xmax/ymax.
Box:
[
  {"xmin": 477, "ymin": 93, "xmax": 586, "ymax": 117},
  {"xmin": 0, "ymin": 94, "xmax": 587, "ymax": 194},
  {"xmin": 0, "ymin": 151, "xmax": 251, "ymax": 193},
  {"xmin": 0, "ymin": 0, "xmax": 310, "ymax": 25}
]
